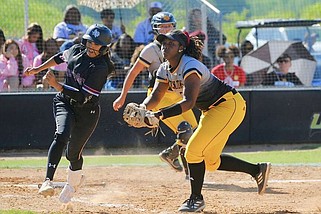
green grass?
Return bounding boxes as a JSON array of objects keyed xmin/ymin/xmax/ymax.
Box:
[
  {"xmin": 0, "ymin": 211, "xmax": 37, "ymax": 214},
  {"xmin": 230, "ymin": 149, "xmax": 321, "ymax": 164},
  {"xmin": 1, "ymin": 147, "xmax": 321, "ymax": 169}
]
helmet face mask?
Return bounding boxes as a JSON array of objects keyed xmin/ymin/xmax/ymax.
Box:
[
  {"xmin": 151, "ymin": 12, "xmax": 176, "ymax": 34},
  {"xmin": 153, "ymin": 23, "xmax": 175, "ymax": 34}
]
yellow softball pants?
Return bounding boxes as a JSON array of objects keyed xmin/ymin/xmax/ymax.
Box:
[
  {"xmin": 147, "ymin": 88, "xmax": 198, "ymax": 133},
  {"xmin": 185, "ymin": 91, "xmax": 246, "ymax": 171}
]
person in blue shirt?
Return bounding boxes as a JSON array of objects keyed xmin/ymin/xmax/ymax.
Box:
[{"xmin": 133, "ymin": 1, "xmax": 163, "ymax": 45}]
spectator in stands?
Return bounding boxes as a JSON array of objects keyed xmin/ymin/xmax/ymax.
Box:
[
  {"xmin": 106, "ymin": 33, "xmax": 136, "ymax": 89},
  {"xmin": 100, "ymin": 8, "xmax": 126, "ymax": 44},
  {"xmin": 133, "ymin": 1, "xmax": 162, "ymax": 45},
  {"xmin": 239, "ymin": 40, "xmax": 253, "ymax": 66},
  {"xmin": 110, "ymin": 33, "xmax": 135, "ymax": 70},
  {"xmin": 59, "ymin": 33, "xmax": 83, "ymax": 52},
  {"xmin": 229, "ymin": 44, "xmax": 241, "ymax": 66},
  {"xmin": 261, "ymin": 54, "xmax": 303, "ymax": 86},
  {"xmin": 0, "ymin": 39, "xmax": 31, "ymax": 91},
  {"xmin": 19, "ymin": 23, "xmax": 44, "ymax": 64},
  {"xmin": 211, "ymin": 45, "xmax": 246, "ymax": 88},
  {"xmin": 0, "ymin": 28, "xmax": 5, "ymax": 53},
  {"xmin": 0, "ymin": 32, "xmax": 8, "ymax": 90},
  {"xmin": 33, "ymin": 38, "xmax": 67, "ymax": 89},
  {"xmin": 187, "ymin": 8, "xmax": 226, "ymax": 66},
  {"xmin": 189, "ymin": 30, "xmax": 212, "ymax": 69},
  {"xmin": 53, "ymin": 5, "xmax": 87, "ymax": 46}
]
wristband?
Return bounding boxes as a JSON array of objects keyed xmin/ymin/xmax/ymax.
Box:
[
  {"xmin": 160, "ymin": 103, "xmax": 182, "ymax": 119},
  {"xmin": 154, "ymin": 111, "xmax": 163, "ymax": 119}
]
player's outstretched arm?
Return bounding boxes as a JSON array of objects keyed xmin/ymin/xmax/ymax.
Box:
[
  {"xmin": 24, "ymin": 56, "xmax": 58, "ymax": 76},
  {"xmin": 113, "ymin": 60, "xmax": 146, "ymax": 111}
]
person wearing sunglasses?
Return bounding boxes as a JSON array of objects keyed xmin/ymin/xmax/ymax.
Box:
[{"xmin": 262, "ymin": 54, "xmax": 303, "ymax": 86}]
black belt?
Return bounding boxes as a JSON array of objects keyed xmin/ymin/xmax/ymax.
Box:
[
  {"xmin": 213, "ymin": 88, "xmax": 238, "ymax": 107},
  {"xmin": 63, "ymin": 95, "xmax": 97, "ymax": 108}
]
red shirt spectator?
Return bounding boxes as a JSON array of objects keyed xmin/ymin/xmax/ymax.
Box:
[{"xmin": 211, "ymin": 45, "xmax": 246, "ymax": 87}]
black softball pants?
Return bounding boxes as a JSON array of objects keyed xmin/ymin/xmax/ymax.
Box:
[{"xmin": 45, "ymin": 97, "xmax": 100, "ymax": 180}]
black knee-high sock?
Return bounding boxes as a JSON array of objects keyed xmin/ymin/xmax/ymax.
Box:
[
  {"xmin": 188, "ymin": 161, "xmax": 205, "ymax": 197},
  {"xmin": 46, "ymin": 140, "xmax": 65, "ymax": 180},
  {"xmin": 70, "ymin": 156, "xmax": 83, "ymax": 171},
  {"xmin": 217, "ymin": 154, "xmax": 259, "ymax": 177}
]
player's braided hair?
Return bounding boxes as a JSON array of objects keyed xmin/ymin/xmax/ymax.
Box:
[{"xmin": 184, "ymin": 34, "xmax": 203, "ymax": 61}]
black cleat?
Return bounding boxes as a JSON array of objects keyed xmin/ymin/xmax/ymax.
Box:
[
  {"xmin": 178, "ymin": 194, "xmax": 205, "ymax": 212},
  {"xmin": 254, "ymin": 162, "xmax": 271, "ymax": 195}
]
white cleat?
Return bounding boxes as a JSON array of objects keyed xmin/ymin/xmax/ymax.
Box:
[
  {"xmin": 59, "ymin": 169, "xmax": 85, "ymax": 204},
  {"xmin": 59, "ymin": 184, "xmax": 75, "ymax": 203},
  {"xmin": 38, "ymin": 178, "xmax": 54, "ymax": 197}
]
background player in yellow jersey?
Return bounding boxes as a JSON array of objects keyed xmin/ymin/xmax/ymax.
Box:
[
  {"xmin": 113, "ymin": 12, "xmax": 197, "ymax": 176},
  {"xmin": 141, "ymin": 30, "xmax": 271, "ymax": 212}
]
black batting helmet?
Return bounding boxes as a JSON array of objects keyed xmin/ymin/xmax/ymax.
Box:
[
  {"xmin": 82, "ymin": 24, "xmax": 112, "ymax": 54},
  {"xmin": 176, "ymin": 121, "xmax": 193, "ymax": 145}
]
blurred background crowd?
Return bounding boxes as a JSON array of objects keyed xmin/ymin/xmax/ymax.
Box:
[{"xmin": 1, "ymin": 0, "xmax": 321, "ymax": 92}]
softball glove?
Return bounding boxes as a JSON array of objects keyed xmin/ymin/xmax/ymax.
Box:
[{"xmin": 123, "ymin": 102, "xmax": 159, "ymax": 129}]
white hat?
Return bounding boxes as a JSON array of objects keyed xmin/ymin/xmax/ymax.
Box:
[{"xmin": 149, "ymin": 1, "xmax": 162, "ymax": 9}]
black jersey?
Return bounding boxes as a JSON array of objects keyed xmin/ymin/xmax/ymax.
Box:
[{"xmin": 54, "ymin": 44, "xmax": 111, "ymax": 106}]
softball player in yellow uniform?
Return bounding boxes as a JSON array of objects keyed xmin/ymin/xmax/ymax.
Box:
[
  {"xmin": 142, "ymin": 30, "xmax": 271, "ymax": 212},
  {"xmin": 113, "ymin": 12, "xmax": 197, "ymax": 173}
]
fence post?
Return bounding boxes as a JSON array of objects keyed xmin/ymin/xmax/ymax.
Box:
[{"xmin": 24, "ymin": 0, "xmax": 29, "ymax": 35}]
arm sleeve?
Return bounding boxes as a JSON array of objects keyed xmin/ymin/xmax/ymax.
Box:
[
  {"xmin": 155, "ymin": 64, "xmax": 169, "ymax": 83},
  {"xmin": 182, "ymin": 61, "xmax": 203, "ymax": 79},
  {"xmin": 53, "ymin": 48, "xmax": 71, "ymax": 64}
]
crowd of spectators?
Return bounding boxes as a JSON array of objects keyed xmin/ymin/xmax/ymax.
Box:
[{"xmin": 0, "ymin": 2, "xmax": 309, "ymax": 92}]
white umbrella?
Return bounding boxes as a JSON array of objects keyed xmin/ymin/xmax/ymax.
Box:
[
  {"xmin": 77, "ymin": 0, "xmax": 142, "ymax": 11},
  {"xmin": 241, "ymin": 41, "xmax": 317, "ymax": 86},
  {"xmin": 78, "ymin": 0, "xmax": 143, "ymax": 24}
]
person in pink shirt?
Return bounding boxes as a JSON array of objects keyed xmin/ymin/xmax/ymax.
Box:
[
  {"xmin": 33, "ymin": 37, "xmax": 67, "ymax": 89},
  {"xmin": 211, "ymin": 45, "xmax": 246, "ymax": 87},
  {"xmin": 0, "ymin": 28, "xmax": 5, "ymax": 53},
  {"xmin": 19, "ymin": 23, "xmax": 44, "ymax": 64},
  {"xmin": 0, "ymin": 39, "xmax": 31, "ymax": 91}
]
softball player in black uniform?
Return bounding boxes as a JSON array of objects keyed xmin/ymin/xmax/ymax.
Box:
[
  {"xmin": 142, "ymin": 30, "xmax": 271, "ymax": 212},
  {"xmin": 24, "ymin": 24, "xmax": 114, "ymax": 205}
]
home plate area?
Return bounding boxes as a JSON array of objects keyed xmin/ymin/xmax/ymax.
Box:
[{"xmin": 0, "ymin": 165, "xmax": 321, "ymax": 213}]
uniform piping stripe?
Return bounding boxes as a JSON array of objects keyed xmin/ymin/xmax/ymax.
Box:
[
  {"xmin": 82, "ymin": 84, "xmax": 100, "ymax": 96},
  {"xmin": 78, "ymin": 105, "xmax": 101, "ymax": 160},
  {"xmin": 63, "ymin": 84, "xmax": 79, "ymax": 92},
  {"xmin": 203, "ymin": 98, "xmax": 237, "ymax": 154},
  {"xmin": 156, "ymin": 76, "xmax": 168, "ymax": 83},
  {"xmin": 138, "ymin": 57, "xmax": 151, "ymax": 67},
  {"xmin": 183, "ymin": 68, "xmax": 202, "ymax": 79}
]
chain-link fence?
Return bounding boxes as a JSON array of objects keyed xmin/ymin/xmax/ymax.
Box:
[{"xmin": 0, "ymin": 0, "xmax": 321, "ymax": 92}]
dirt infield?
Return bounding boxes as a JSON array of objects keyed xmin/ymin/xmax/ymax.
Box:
[{"xmin": 0, "ymin": 164, "xmax": 321, "ymax": 214}]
